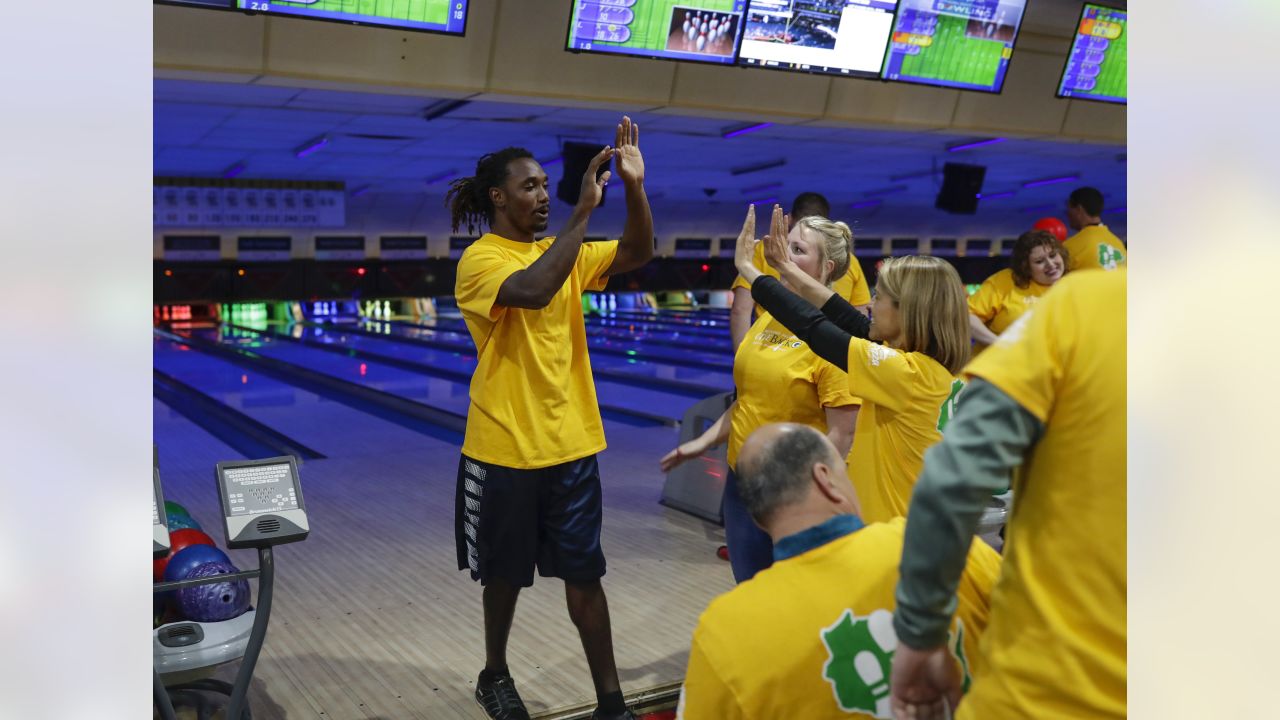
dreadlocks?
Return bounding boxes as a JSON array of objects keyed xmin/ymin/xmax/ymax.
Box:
[{"xmin": 444, "ymin": 147, "xmax": 535, "ymax": 234}]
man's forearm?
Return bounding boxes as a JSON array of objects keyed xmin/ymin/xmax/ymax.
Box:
[
  {"xmin": 615, "ymin": 181, "xmax": 654, "ymax": 271},
  {"xmin": 499, "ymin": 206, "xmax": 591, "ymax": 307},
  {"xmin": 893, "ymin": 378, "xmax": 1043, "ymax": 649}
]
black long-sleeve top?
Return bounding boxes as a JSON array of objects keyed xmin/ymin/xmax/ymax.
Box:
[{"xmin": 749, "ymin": 275, "xmax": 871, "ymax": 369}]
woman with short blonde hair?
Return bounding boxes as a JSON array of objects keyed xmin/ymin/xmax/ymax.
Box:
[{"xmin": 737, "ymin": 206, "xmax": 970, "ymax": 522}]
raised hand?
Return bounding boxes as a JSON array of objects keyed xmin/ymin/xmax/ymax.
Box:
[
  {"xmin": 734, "ymin": 204, "xmax": 763, "ymax": 283},
  {"xmin": 762, "ymin": 204, "xmax": 793, "ymax": 271},
  {"xmin": 577, "ymin": 145, "xmax": 614, "ymax": 210},
  {"xmin": 613, "ymin": 116, "xmax": 645, "ymax": 187}
]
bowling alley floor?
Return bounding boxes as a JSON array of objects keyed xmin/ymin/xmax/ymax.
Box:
[{"xmin": 155, "ymin": 401, "xmax": 733, "ymax": 719}]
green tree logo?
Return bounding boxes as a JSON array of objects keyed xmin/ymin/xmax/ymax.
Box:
[
  {"xmin": 821, "ymin": 610, "xmax": 972, "ymax": 717},
  {"xmin": 1098, "ymin": 244, "xmax": 1126, "ymax": 270},
  {"xmin": 821, "ymin": 609, "xmax": 897, "ymax": 718},
  {"xmin": 937, "ymin": 378, "xmax": 966, "ymax": 432}
]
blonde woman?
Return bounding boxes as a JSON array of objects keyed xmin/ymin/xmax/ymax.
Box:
[
  {"xmin": 737, "ymin": 205, "xmax": 970, "ymax": 522},
  {"xmin": 662, "ymin": 206, "xmax": 860, "ymax": 583}
]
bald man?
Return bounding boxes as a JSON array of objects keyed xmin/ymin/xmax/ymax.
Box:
[{"xmin": 677, "ymin": 424, "xmax": 1001, "ymax": 720}]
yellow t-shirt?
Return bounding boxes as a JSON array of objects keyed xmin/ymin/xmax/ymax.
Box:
[
  {"xmin": 679, "ymin": 517, "xmax": 1001, "ymax": 720},
  {"xmin": 968, "ymin": 268, "xmax": 1053, "ymax": 338},
  {"xmin": 1063, "ymin": 223, "xmax": 1126, "ymax": 272},
  {"xmin": 958, "ymin": 270, "xmax": 1127, "ymax": 719},
  {"xmin": 455, "ymin": 233, "xmax": 619, "ymax": 469},
  {"xmin": 727, "ymin": 311, "xmax": 859, "ymax": 467},
  {"xmin": 732, "ymin": 242, "xmax": 871, "ymax": 308},
  {"xmin": 844, "ymin": 338, "xmax": 960, "ymax": 523}
]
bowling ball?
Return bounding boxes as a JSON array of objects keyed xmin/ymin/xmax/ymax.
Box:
[
  {"xmin": 153, "ymin": 528, "xmax": 216, "ymax": 582},
  {"xmin": 164, "ymin": 500, "xmax": 191, "ymax": 519},
  {"xmin": 175, "ymin": 561, "xmax": 250, "ymax": 623},
  {"xmin": 166, "ymin": 513, "xmax": 202, "ymax": 532},
  {"xmin": 1031, "ymin": 217, "xmax": 1068, "ymax": 243},
  {"xmin": 164, "ymin": 544, "xmax": 232, "ymax": 584}
]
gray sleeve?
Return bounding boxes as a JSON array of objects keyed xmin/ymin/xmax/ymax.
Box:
[{"xmin": 892, "ymin": 378, "xmax": 1044, "ymax": 649}]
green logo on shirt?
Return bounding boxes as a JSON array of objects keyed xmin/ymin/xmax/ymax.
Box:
[
  {"xmin": 820, "ymin": 610, "xmax": 971, "ymax": 718},
  {"xmin": 937, "ymin": 379, "xmax": 966, "ymax": 432},
  {"xmin": 1098, "ymin": 244, "xmax": 1126, "ymax": 270}
]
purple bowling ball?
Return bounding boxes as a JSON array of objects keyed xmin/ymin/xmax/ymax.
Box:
[{"xmin": 176, "ymin": 561, "xmax": 251, "ymax": 622}]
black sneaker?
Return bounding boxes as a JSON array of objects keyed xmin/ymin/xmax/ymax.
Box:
[
  {"xmin": 590, "ymin": 709, "xmax": 636, "ymax": 720},
  {"xmin": 474, "ymin": 670, "xmax": 530, "ymax": 720}
]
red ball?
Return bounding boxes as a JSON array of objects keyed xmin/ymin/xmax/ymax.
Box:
[
  {"xmin": 154, "ymin": 528, "xmax": 216, "ymax": 582},
  {"xmin": 1032, "ymin": 217, "xmax": 1068, "ymax": 243}
]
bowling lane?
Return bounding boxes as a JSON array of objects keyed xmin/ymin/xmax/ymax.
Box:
[
  {"xmin": 346, "ymin": 319, "xmax": 733, "ymax": 389},
  {"xmin": 154, "ymin": 334, "xmax": 454, "ymax": 453},
  {"xmin": 179, "ymin": 326, "xmax": 475, "ymax": 417},
  {"xmin": 414, "ymin": 315, "xmax": 734, "ymax": 369},
  {"xmin": 194, "ymin": 325, "xmax": 702, "ymax": 424}
]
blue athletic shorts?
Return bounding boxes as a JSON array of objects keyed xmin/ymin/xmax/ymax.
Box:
[{"xmin": 455, "ymin": 453, "xmax": 607, "ymax": 587}]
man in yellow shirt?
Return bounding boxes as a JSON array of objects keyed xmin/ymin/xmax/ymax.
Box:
[
  {"xmin": 890, "ymin": 270, "xmax": 1126, "ymax": 719},
  {"xmin": 678, "ymin": 423, "xmax": 1001, "ymax": 719},
  {"xmin": 447, "ymin": 118, "xmax": 654, "ymax": 720},
  {"xmin": 729, "ymin": 192, "xmax": 871, "ymax": 348},
  {"xmin": 1063, "ymin": 186, "xmax": 1127, "ymax": 271}
]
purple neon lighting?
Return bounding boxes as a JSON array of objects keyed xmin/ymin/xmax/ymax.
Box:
[
  {"xmin": 742, "ymin": 181, "xmax": 784, "ymax": 194},
  {"xmin": 1022, "ymin": 174, "xmax": 1080, "ymax": 189},
  {"xmin": 349, "ymin": 184, "xmax": 372, "ymax": 198},
  {"xmin": 749, "ymin": 196, "xmax": 780, "ymax": 206},
  {"xmin": 222, "ymin": 162, "xmax": 246, "ymax": 179},
  {"xmin": 294, "ymin": 135, "xmax": 330, "ymax": 159},
  {"xmin": 539, "ymin": 155, "xmax": 564, "ymax": 167},
  {"xmin": 947, "ymin": 137, "xmax": 1006, "ymax": 152},
  {"xmin": 978, "ymin": 191, "xmax": 1016, "ymax": 200},
  {"xmin": 723, "ymin": 122, "xmax": 773, "ymax": 139}
]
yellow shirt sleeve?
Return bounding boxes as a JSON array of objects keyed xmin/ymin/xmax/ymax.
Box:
[
  {"xmin": 455, "ymin": 244, "xmax": 524, "ymax": 323},
  {"xmin": 574, "ymin": 239, "xmax": 620, "ymax": 292},
  {"xmin": 814, "ymin": 357, "xmax": 861, "ymax": 409},
  {"xmin": 844, "ymin": 337, "xmax": 918, "ymax": 412},
  {"xmin": 678, "ymin": 629, "xmax": 747, "ymax": 720},
  {"xmin": 967, "ymin": 273, "xmax": 1004, "ymax": 322},
  {"xmin": 963, "ymin": 290, "xmax": 1068, "ymax": 424}
]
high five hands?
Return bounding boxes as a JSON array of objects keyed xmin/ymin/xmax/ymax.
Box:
[
  {"xmin": 577, "ymin": 116, "xmax": 644, "ymax": 210},
  {"xmin": 735, "ymin": 203, "xmax": 793, "ymax": 284},
  {"xmin": 613, "ymin": 116, "xmax": 644, "ymax": 187}
]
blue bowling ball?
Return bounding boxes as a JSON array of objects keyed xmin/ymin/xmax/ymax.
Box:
[
  {"xmin": 166, "ymin": 513, "xmax": 202, "ymax": 532},
  {"xmin": 163, "ymin": 544, "xmax": 232, "ymax": 583},
  {"xmin": 175, "ymin": 561, "xmax": 250, "ymax": 622}
]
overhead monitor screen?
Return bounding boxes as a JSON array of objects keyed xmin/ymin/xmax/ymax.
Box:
[
  {"xmin": 738, "ymin": 0, "xmax": 899, "ymax": 77},
  {"xmin": 567, "ymin": 1, "xmax": 749, "ymax": 65},
  {"xmin": 881, "ymin": 0, "xmax": 1028, "ymax": 93},
  {"xmin": 1056, "ymin": 4, "xmax": 1127, "ymax": 104},
  {"xmin": 236, "ymin": 0, "xmax": 469, "ymax": 35}
]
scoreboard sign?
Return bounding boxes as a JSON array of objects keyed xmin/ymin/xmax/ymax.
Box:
[
  {"xmin": 154, "ymin": 178, "xmax": 346, "ymax": 228},
  {"xmin": 237, "ymin": 236, "xmax": 293, "ymax": 262},
  {"xmin": 163, "ymin": 234, "xmax": 222, "ymax": 261},
  {"xmin": 314, "ymin": 235, "xmax": 366, "ymax": 261},
  {"xmin": 380, "ymin": 235, "xmax": 429, "ymax": 260}
]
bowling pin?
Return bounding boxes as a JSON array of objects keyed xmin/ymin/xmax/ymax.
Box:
[
  {"xmin": 697, "ymin": 31, "xmax": 706, "ymax": 50},
  {"xmin": 383, "ymin": 300, "xmax": 391, "ymax": 319}
]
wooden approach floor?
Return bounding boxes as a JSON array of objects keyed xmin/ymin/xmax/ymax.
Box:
[{"xmin": 155, "ymin": 402, "xmax": 734, "ymax": 719}]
